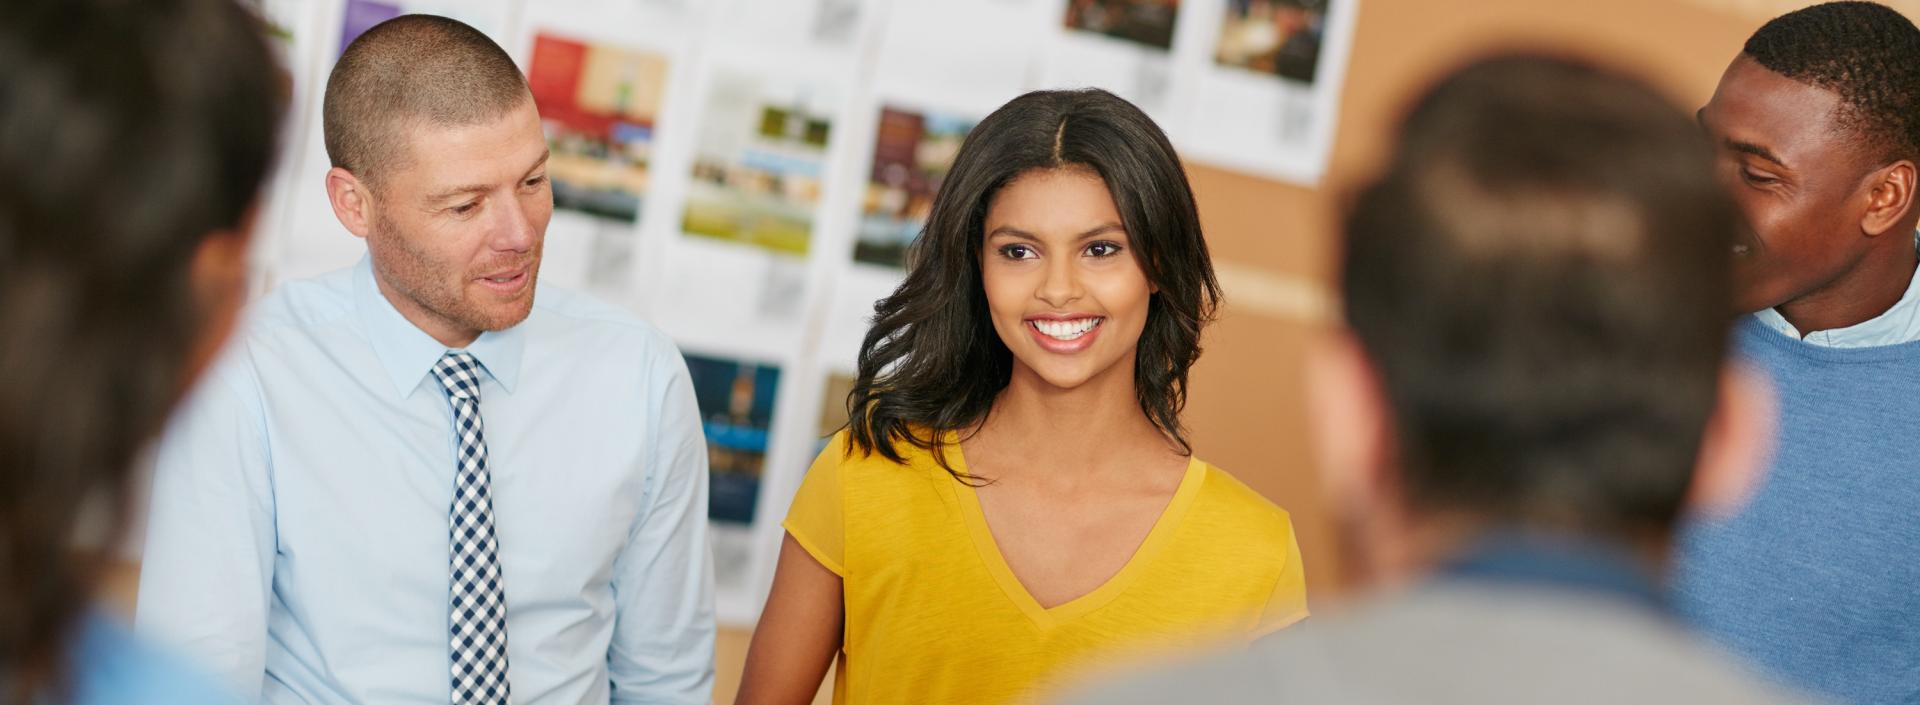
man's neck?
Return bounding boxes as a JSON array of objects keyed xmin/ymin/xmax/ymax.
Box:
[
  {"xmin": 373, "ymin": 271, "xmax": 479, "ymax": 348},
  {"xmin": 1777, "ymin": 242, "xmax": 1919, "ymax": 336}
]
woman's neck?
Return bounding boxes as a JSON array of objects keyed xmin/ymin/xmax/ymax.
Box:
[{"xmin": 969, "ymin": 357, "xmax": 1177, "ymax": 481}]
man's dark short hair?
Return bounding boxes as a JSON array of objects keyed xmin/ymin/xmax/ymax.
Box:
[{"xmin": 1745, "ymin": 1, "xmax": 1920, "ymax": 163}]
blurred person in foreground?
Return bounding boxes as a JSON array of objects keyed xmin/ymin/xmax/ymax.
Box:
[
  {"xmin": 0, "ymin": 0, "xmax": 281, "ymax": 703},
  {"xmin": 1055, "ymin": 54, "xmax": 1821, "ymax": 705},
  {"xmin": 1675, "ymin": 4, "xmax": 1920, "ymax": 702}
]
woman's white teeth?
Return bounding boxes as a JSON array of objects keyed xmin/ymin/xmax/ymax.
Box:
[{"xmin": 1032, "ymin": 317, "xmax": 1101, "ymax": 341}]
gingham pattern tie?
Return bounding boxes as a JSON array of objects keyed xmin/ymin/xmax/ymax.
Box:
[{"xmin": 432, "ymin": 352, "xmax": 511, "ymax": 705}]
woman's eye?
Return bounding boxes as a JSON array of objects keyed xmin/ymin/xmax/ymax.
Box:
[
  {"xmin": 999, "ymin": 244, "xmax": 1037, "ymax": 260},
  {"xmin": 1741, "ymin": 169, "xmax": 1779, "ymax": 186},
  {"xmin": 1086, "ymin": 241, "xmax": 1123, "ymax": 257}
]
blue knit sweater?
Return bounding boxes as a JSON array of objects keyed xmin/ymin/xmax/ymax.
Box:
[{"xmin": 1676, "ymin": 316, "xmax": 1920, "ymax": 705}]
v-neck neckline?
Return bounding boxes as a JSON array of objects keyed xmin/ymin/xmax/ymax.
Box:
[{"xmin": 945, "ymin": 441, "xmax": 1208, "ymax": 629}]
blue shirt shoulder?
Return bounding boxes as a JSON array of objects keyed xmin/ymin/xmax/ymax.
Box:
[{"xmin": 67, "ymin": 613, "xmax": 241, "ymax": 705}]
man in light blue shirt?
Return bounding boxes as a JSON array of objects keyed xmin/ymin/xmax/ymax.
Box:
[{"xmin": 136, "ymin": 15, "xmax": 714, "ymax": 705}]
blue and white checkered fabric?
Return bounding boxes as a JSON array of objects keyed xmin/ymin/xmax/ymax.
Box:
[{"xmin": 432, "ymin": 351, "xmax": 511, "ymax": 705}]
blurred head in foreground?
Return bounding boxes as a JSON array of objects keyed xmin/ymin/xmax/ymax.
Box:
[
  {"xmin": 1313, "ymin": 53, "xmax": 1772, "ymax": 587},
  {"xmin": 0, "ymin": 0, "xmax": 282, "ymax": 701},
  {"xmin": 1053, "ymin": 51, "xmax": 1803, "ymax": 705}
]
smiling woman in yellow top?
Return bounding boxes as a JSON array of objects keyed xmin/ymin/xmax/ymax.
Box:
[{"xmin": 734, "ymin": 88, "xmax": 1308, "ymax": 705}]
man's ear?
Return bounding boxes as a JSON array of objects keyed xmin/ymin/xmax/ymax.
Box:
[
  {"xmin": 1687, "ymin": 362, "xmax": 1777, "ymax": 518},
  {"xmin": 1305, "ymin": 329, "xmax": 1396, "ymax": 516},
  {"xmin": 325, "ymin": 166, "xmax": 376, "ymax": 239},
  {"xmin": 1860, "ymin": 159, "xmax": 1916, "ymax": 238}
]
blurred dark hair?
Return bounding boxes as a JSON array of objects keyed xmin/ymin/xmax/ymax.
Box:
[
  {"xmin": 0, "ymin": 0, "xmax": 282, "ymax": 700},
  {"xmin": 846, "ymin": 88, "xmax": 1220, "ymax": 477},
  {"xmin": 1342, "ymin": 55, "xmax": 1741, "ymax": 538}
]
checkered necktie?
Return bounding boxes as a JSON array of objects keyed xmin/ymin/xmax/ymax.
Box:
[{"xmin": 432, "ymin": 351, "xmax": 511, "ymax": 705}]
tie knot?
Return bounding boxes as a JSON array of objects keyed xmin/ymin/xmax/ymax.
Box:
[{"xmin": 432, "ymin": 351, "xmax": 484, "ymax": 401}]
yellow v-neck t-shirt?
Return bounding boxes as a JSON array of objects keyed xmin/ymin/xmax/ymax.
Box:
[{"xmin": 782, "ymin": 431, "xmax": 1309, "ymax": 705}]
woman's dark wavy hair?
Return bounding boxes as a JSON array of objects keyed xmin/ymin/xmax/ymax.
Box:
[
  {"xmin": 0, "ymin": 0, "xmax": 282, "ymax": 701},
  {"xmin": 845, "ymin": 88, "xmax": 1220, "ymax": 478}
]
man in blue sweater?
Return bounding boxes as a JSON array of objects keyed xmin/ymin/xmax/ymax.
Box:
[{"xmin": 1676, "ymin": 3, "xmax": 1920, "ymax": 703}]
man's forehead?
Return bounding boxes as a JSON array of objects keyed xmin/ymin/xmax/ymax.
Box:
[
  {"xmin": 384, "ymin": 106, "xmax": 545, "ymax": 197},
  {"xmin": 1700, "ymin": 57, "xmax": 1888, "ymax": 179},
  {"xmin": 1707, "ymin": 56, "xmax": 1845, "ymax": 142}
]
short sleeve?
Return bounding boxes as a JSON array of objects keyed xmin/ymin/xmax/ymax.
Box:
[
  {"xmin": 781, "ymin": 432, "xmax": 848, "ymax": 577},
  {"xmin": 1254, "ymin": 524, "xmax": 1310, "ymax": 635}
]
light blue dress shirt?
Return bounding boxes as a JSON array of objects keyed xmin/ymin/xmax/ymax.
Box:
[{"xmin": 137, "ymin": 258, "xmax": 715, "ymax": 704}]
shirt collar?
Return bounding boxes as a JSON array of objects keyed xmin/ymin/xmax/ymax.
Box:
[
  {"xmin": 1754, "ymin": 239, "xmax": 1920, "ymax": 348},
  {"xmin": 353, "ymin": 256, "xmax": 525, "ymax": 398},
  {"xmin": 1433, "ymin": 530, "xmax": 1665, "ymax": 613}
]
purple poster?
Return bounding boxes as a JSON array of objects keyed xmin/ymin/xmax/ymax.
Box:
[{"xmin": 337, "ymin": 0, "xmax": 401, "ymax": 58}]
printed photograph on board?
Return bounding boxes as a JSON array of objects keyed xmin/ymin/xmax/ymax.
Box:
[
  {"xmin": 1215, "ymin": 0, "xmax": 1326, "ymax": 84},
  {"xmin": 686, "ymin": 352, "xmax": 783, "ymax": 525},
  {"xmin": 1064, "ymin": 0, "xmax": 1183, "ymax": 51},
  {"xmin": 337, "ymin": 0, "xmax": 512, "ymax": 57},
  {"xmin": 682, "ymin": 71, "xmax": 836, "ymax": 256},
  {"xmin": 526, "ymin": 33, "xmax": 670, "ymax": 223},
  {"xmin": 853, "ymin": 106, "xmax": 974, "ymax": 268}
]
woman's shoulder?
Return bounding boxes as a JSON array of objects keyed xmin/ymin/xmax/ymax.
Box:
[
  {"xmin": 799, "ymin": 429, "xmax": 967, "ymax": 535},
  {"xmin": 1188, "ymin": 460, "xmax": 1298, "ymax": 538},
  {"xmin": 810, "ymin": 428, "xmax": 958, "ymax": 484}
]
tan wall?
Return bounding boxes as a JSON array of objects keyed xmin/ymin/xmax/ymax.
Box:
[{"xmin": 112, "ymin": 3, "xmax": 1917, "ymax": 704}]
